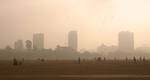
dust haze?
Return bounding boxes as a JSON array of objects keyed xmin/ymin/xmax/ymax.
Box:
[
  {"xmin": 1, "ymin": 0, "xmax": 150, "ymax": 80},
  {"xmin": 0, "ymin": 0, "xmax": 150, "ymax": 51}
]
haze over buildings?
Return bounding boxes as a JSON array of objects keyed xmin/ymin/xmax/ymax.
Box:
[
  {"xmin": 1, "ymin": 0, "xmax": 150, "ymax": 50},
  {"xmin": 97, "ymin": 44, "xmax": 118, "ymax": 56},
  {"xmin": 1, "ymin": 30, "xmax": 150, "ymax": 60}
]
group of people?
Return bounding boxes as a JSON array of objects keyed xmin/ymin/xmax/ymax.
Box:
[
  {"xmin": 97, "ymin": 56, "xmax": 148, "ymax": 64},
  {"xmin": 13, "ymin": 58, "xmax": 24, "ymax": 66},
  {"xmin": 77, "ymin": 56, "xmax": 148, "ymax": 64},
  {"xmin": 12, "ymin": 57, "xmax": 148, "ymax": 65}
]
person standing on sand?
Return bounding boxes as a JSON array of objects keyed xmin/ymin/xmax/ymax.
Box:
[
  {"xmin": 78, "ymin": 57, "xmax": 81, "ymax": 64},
  {"xmin": 13, "ymin": 58, "xmax": 18, "ymax": 66},
  {"xmin": 133, "ymin": 56, "xmax": 137, "ymax": 64}
]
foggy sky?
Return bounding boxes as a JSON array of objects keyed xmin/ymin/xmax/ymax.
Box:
[{"xmin": 0, "ymin": 0, "xmax": 150, "ymax": 51}]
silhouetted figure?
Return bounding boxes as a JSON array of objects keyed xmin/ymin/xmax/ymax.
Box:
[
  {"xmin": 133, "ymin": 56, "xmax": 137, "ymax": 64},
  {"xmin": 18, "ymin": 61, "xmax": 22, "ymax": 65},
  {"xmin": 143, "ymin": 57, "xmax": 146, "ymax": 62},
  {"xmin": 103, "ymin": 57, "xmax": 106, "ymax": 61},
  {"xmin": 22, "ymin": 58, "xmax": 24, "ymax": 62},
  {"xmin": 139, "ymin": 57, "xmax": 142, "ymax": 62},
  {"xmin": 78, "ymin": 57, "xmax": 81, "ymax": 64},
  {"xmin": 97, "ymin": 57, "xmax": 101, "ymax": 61},
  {"xmin": 13, "ymin": 58, "xmax": 18, "ymax": 66},
  {"xmin": 114, "ymin": 57, "xmax": 117, "ymax": 61},
  {"xmin": 125, "ymin": 57, "xmax": 128, "ymax": 63},
  {"xmin": 41, "ymin": 59, "xmax": 45, "ymax": 62}
]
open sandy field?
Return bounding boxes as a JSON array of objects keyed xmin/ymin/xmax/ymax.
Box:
[{"xmin": 0, "ymin": 60, "xmax": 150, "ymax": 80}]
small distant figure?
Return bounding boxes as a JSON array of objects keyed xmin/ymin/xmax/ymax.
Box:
[
  {"xmin": 114, "ymin": 57, "xmax": 117, "ymax": 61},
  {"xmin": 18, "ymin": 61, "xmax": 22, "ymax": 65},
  {"xmin": 133, "ymin": 56, "xmax": 137, "ymax": 64},
  {"xmin": 22, "ymin": 58, "xmax": 24, "ymax": 62},
  {"xmin": 41, "ymin": 59, "xmax": 45, "ymax": 62},
  {"xmin": 143, "ymin": 57, "xmax": 146, "ymax": 62},
  {"xmin": 78, "ymin": 57, "xmax": 81, "ymax": 64},
  {"xmin": 139, "ymin": 57, "xmax": 142, "ymax": 62},
  {"xmin": 103, "ymin": 57, "xmax": 106, "ymax": 61},
  {"xmin": 13, "ymin": 58, "xmax": 18, "ymax": 66},
  {"xmin": 125, "ymin": 57, "xmax": 128, "ymax": 62},
  {"xmin": 13, "ymin": 58, "xmax": 23, "ymax": 66},
  {"xmin": 97, "ymin": 57, "xmax": 102, "ymax": 61},
  {"xmin": 125, "ymin": 57, "xmax": 129, "ymax": 64}
]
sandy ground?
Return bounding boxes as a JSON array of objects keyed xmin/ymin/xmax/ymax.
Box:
[{"xmin": 0, "ymin": 60, "xmax": 150, "ymax": 80}]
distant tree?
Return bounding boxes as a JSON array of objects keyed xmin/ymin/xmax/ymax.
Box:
[{"xmin": 26, "ymin": 40, "xmax": 32, "ymax": 51}]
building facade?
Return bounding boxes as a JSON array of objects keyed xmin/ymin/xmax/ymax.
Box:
[
  {"xmin": 118, "ymin": 31, "xmax": 134, "ymax": 52},
  {"xmin": 33, "ymin": 33, "xmax": 44, "ymax": 50},
  {"xmin": 68, "ymin": 31, "xmax": 78, "ymax": 51},
  {"xmin": 14, "ymin": 40, "xmax": 24, "ymax": 51}
]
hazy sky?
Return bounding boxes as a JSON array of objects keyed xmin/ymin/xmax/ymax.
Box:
[{"xmin": 0, "ymin": 0, "xmax": 150, "ymax": 50}]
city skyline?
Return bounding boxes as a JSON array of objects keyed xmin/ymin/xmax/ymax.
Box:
[
  {"xmin": 1, "ymin": 1, "xmax": 150, "ymax": 80},
  {"xmin": 3, "ymin": 30, "xmax": 137, "ymax": 52}
]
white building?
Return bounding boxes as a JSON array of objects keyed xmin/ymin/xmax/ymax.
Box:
[
  {"xmin": 118, "ymin": 31, "xmax": 134, "ymax": 52},
  {"xmin": 68, "ymin": 31, "xmax": 78, "ymax": 51},
  {"xmin": 33, "ymin": 33, "xmax": 44, "ymax": 50},
  {"xmin": 14, "ymin": 40, "xmax": 24, "ymax": 51}
]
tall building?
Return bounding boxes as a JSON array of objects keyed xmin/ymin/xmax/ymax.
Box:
[
  {"xmin": 118, "ymin": 31, "xmax": 134, "ymax": 52},
  {"xmin": 33, "ymin": 33, "xmax": 44, "ymax": 50},
  {"xmin": 14, "ymin": 40, "xmax": 24, "ymax": 51},
  {"xmin": 68, "ymin": 31, "xmax": 78, "ymax": 51}
]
